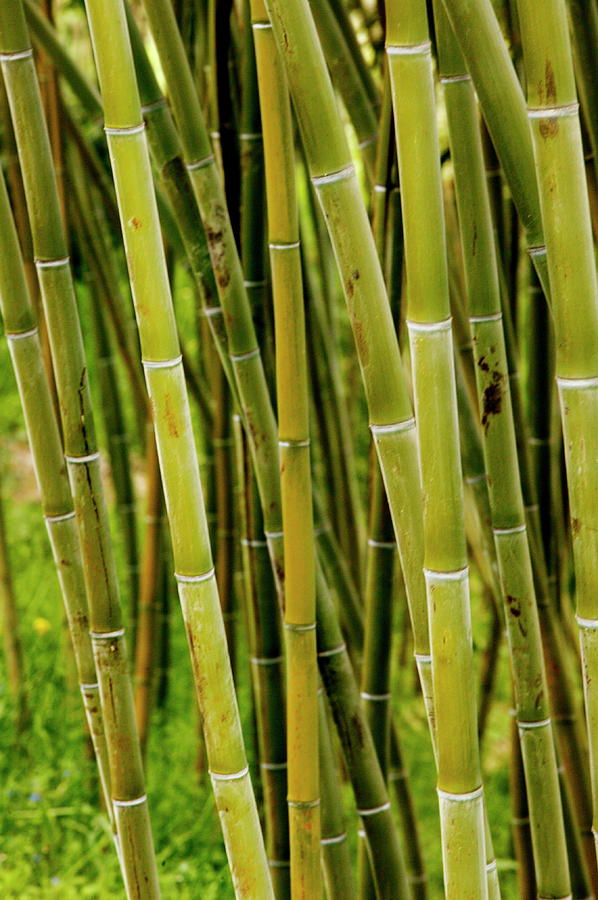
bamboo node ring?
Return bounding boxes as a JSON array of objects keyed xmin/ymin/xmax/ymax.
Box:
[
  {"xmin": 437, "ymin": 785, "xmax": 483, "ymax": 802},
  {"xmin": 199, "ymin": 306, "xmax": 223, "ymax": 317},
  {"xmin": 175, "ymin": 568, "xmax": 215, "ymax": 584},
  {"xmin": 469, "ymin": 312, "xmax": 503, "ymax": 323},
  {"xmin": 252, "ymin": 22, "xmax": 273, "ymax": 31},
  {"xmin": 243, "ymin": 280, "xmax": 266, "ymax": 288},
  {"xmin": 288, "ymin": 798, "xmax": 320, "ymax": 809},
  {"xmin": 6, "ymin": 326, "xmax": 38, "ymax": 341},
  {"xmin": 269, "ymin": 241, "xmax": 300, "ymax": 250},
  {"xmin": 230, "ymin": 347, "xmax": 260, "ymax": 362},
  {"xmin": 36, "ymin": 256, "xmax": 70, "ymax": 269},
  {"xmin": 440, "ymin": 73, "xmax": 471, "ymax": 84},
  {"xmin": 311, "ymin": 164, "xmax": 355, "ymax": 187},
  {"xmin": 141, "ymin": 98, "xmax": 166, "ymax": 115},
  {"xmin": 357, "ymin": 801, "xmax": 391, "ymax": 817},
  {"xmin": 576, "ymin": 615, "xmax": 598, "ymax": 629},
  {"xmin": 186, "ymin": 154, "xmax": 215, "ymax": 171},
  {"xmin": 0, "ymin": 48, "xmax": 33, "ymax": 62},
  {"xmin": 557, "ymin": 375, "xmax": 598, "ymax": 390},
  {"xmin": 251, "ymin": 655, "xmax": 284, "ymax": 666},
  {"xmin": 284, "ymin": 622, "xmax": 316, "ymax": 632},
  {"xmin": 91, "ymin": 628, "xmax": 125, "ymax": 640},
  {"xmin": 264, "ymin": 529, "xmax": 284, "ymax": 539},
  {"xmin": 45, "ymin": 510, "xmax": 76, "ymax": 523},
  {"xmin": 113, "ymin": 794, "xmax": 147, "ymax": 808},
  {"xmin": 318, "ymin": 643, "xmax": 346, "ymax": 658},
  {"xmin": 65, "ymin": 451, "xmax": 101, "ymax": 464},
  {"xmin": 279, "ymin": 438, "xmax": 310, "ymax": 447},
  {"xmin": 367, "ymin": 538, "xmax": 395, "ymax": 549},
  {"xmin": 360, "ymin": 691, "xmax": 391, "ymax": 701},
  {"xmin": 260, "ymin": 761, "xmax": 287, "ymax": 770},
  {"xmin": 386, "ymin": 41, "xmax": 432, "ymax": 56},
  {"xmin": 424, "ymin": 565, "xmax": 469, "ymax": 582},
  {"xmin": 210, "ymin": 766, "xmax": 249, "ymax": 782},
  {"xmin": 518, "ymin": 717, "xmax": 551, "ymax": 729},
  {"xmin": 141, "ymin": 355, "xmax": 182, "ymax": 370},
  {"xmin": 527, "ymin": 102, "xmax": 579, "ymax": 119},
  {"xmin": 370, "ymin": 417, "xmax": 416, "ymax": 435},
  {"xmin": 527, "ymin": 245, "xmax": 547, "ymax": 258},
  {"xmin": 268, "ymin": 859, "xmax": 290, "ymax": 868},
  {"xmin": 241, "ymin": 538, "xmax": 268, "ymax": 548},
  {"xmin": 239, "ymin": 132, "xmax": 262, "ymax": 141},
  {"xmin": 493, "ymin": 523, "xmax": 526, "ymax": 535},
  {"xmin": 104, "ymin": 123, "xmax": 145, "ymax": 136},
  {"xmin": 407, "ymin": 316, "xmax": 452, "ymax": 333},
  {"xmin": 321, "ymin": 832, "xmax": 347, "ymax": 846},
  {"xmin": 79, "ymin": 682, "xmax": 99, "ymax": 691}
]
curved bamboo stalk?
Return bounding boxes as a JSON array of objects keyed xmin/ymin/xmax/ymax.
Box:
[
  {"xmin": 80, "ymin": 1, "xmax": 273, "ymax": 896},
  {"xmin": 0, "ymin": 5, "xmax": 160, "ymax": 895}
]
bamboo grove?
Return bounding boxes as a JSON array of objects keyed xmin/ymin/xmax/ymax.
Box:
[{"xmin": 0, "ymin": 0, "xmax": 597, "ymax": 897}]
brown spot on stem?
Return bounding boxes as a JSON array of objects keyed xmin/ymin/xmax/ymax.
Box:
[
  {"xmin": 477, "ymin": 356, "xmax": 490, "ymax": 373},
  {"xmin": 129, "ymin": 217, "xmax": 142, "ymax": 230},
  {"xmin": 472, "ymin": 222, "xmax": 478, "ymax": 257},
  {"xmin": 545, "ymin": 61, "xmax": 557, "ymax": 104},
  {"xmin": 571, "ymin": 517, "xmax": 581, "ymax": 537},
  {"xmin": 481, "ymin": 370, "xmax": 503, "ymax": 432}
]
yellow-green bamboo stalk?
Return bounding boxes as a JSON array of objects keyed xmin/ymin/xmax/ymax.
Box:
[
  {"xmin": 385, "ymin": 1, "xmax": 487, "ymax": 895},
  {"xmin": 251, "ymin": 4, "xmax": 320, "ymax": 893},
  {"xmin": 514, "ymin": 0, "xmax": 598, "ymax": 880},
  {"xmin": 0, "ymin": 5, "xmax": 159, "ymax": 894},
  {"xmin": 434, "ymin": 5, "xmax": 572, "ymax": 895},
  {"xmin": 81, "ymin": 1, "xmax": 273, "ymax": 896}
]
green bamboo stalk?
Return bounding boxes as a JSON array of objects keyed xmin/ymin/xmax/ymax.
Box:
[
  {"xmin": 440, "ymin": 0, "xmax": 551, "ymax": 297},
  {"xmin": 0, "ymin": 164, "xmax": 114, "ymax": 849},
  {"xmin": 251, "ymin": 5, "xmax": 321, "ymax": 893},
  {"xmin": 434, "ymin": 6, "xmax": 571, "ymax": 895},
  {"xmin": 514, "ymin": 0, "xmax": 598, "ymax": 886},
  {"xmin": 234, "ymin": 417, "xmax": 290, "ymax": 896},
  {"xmin": 385, "ymin": 2, "xmax": 488, "ymax": 894},
  {"xmin": 81, "ymin": 0, "xmax": 273, "ymax": 895},
  {"xmin": 0, "ymin": 4, "xmax": 160, "ymax": 894}
]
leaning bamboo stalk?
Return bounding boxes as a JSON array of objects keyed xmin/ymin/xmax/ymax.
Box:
[
  {"xmin": 251, "ymin": 5, "xmax": 320, "ymax": 892},
  {"xmin": 0, "ymin": 165, "xmax": 113, "ymax": 849},
  {"xmin": 81, "ymin": 1, "xmax": 273, "ymax": 896},
  {"xmin": 513, "ymin": 0, "xmax": 598, "ymax": 881},
  {"xmin": 0, "ymin": 5, "xmax": 159, "ymax": 895},
  {"xmin": 435, "ymin": 5, "xmax": 572, "ymax": 894},
  {"xmin": 385, "ymin": 1, "xmax": 487, "ymax": 894}
]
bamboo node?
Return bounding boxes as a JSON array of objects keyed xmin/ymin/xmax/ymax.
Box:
[
  {"xmin": 239, "ymin": 133, "xmax": 262, "ymax": 142},
  {"xmin": 311, "ymin": 164, "xmax": 355, "ymax": 187},
  {"xmin": 241, "ymin": 538, "xmax": 268, "ymax": 548},
  {"xmin": 79, "ymin": 682, "xmax": 99, "ymax": 691},
  {"xmin": 279, "ymin": 438, "xmax": 310, "ymax": 448},
  {"xmin": 175, "ymin": 568, "xmax": 215, "ymax": 585},
  {"xmin": 528, "ymin": 103, "xmax": 579, "ymax": 119},
  {"xmin": 104, "ymin": 123, "xmax": 145, "ymax": 136},
  {"xmin": 493, "ymin": 523, "xmax": 526, "ymax": 536},
  {"xmin": 414, "ymin": 653, "xmax": 432, "ymax": 664},
  {"xmin": 45, "ymin": 510, "xmax": 76, "ymax": 523},
  {"xmin": 113, "ymin": 794, "xmax": 147, "ymax": 808},
  {"xmin": 264, "ymin": 529, "xmax": 284, "ymax": 540},
  {"xmin": 357, "ymin": 801, "xmax": 391, "ymax": 817},
  {"xmin": 230, "ymin": 347, "xmax": 260, "ymax": 363},
  {"xmin": 269, "ymin": 241, "xmax": 300, "ymax": 250},
  {"xmin": 6, "ymin": 326, "xmax": 39, "ymax": 341},
  {"xmin": 360, "ymin": 691, "xmax": 391, "ymax": 701},
  {"xmin": 318, "ymin": 643, "xmax": 345, "ymax": 658},
  {"xmin": 210, "ymin": 766, "xmax": 249, "ymax": 782},
  {"xmin": 252, "ymin": 22, "xmax": 273, "ymax": 31},
  {"xmin": 373, "ymin": 184, "xmax": 387, "ymax": 193},
  {"xmin": 65, "ymin": 451, "xmax": 101, "ymax": 465},
  {"xmin": 423, "ymin": 566, "xmax": 468, "ymax": 582},
  {"xmin": 437, "ymin": 785, "xmax": 483, "ymax": 802},
  {"xmin": 91, "ymin": 628, "xmax": 125, "ymax": 640},
  {"xmin": 251, "ymin": 655, "xmax": 284, "ymax": 666},
  {"xmin": 576, "ymin": 615, "xmax": 598, "ymax": 629},
  {"xmin": 407, "ymin": 317, "xmax": 452, "ymax": 333},
  {"xmin": 141, "ymin": 355, "xmax": 182, "ymax": 370},
  {"xmin": 186, "ymin": 154, "xmax": 215, "ymax": 172},
  {"xmin": 367, "ymin": 538, "xmax": 395, "ymax": 549},
  {"xmin": 465, "ymin": 473, "xmax": 486, "ymax": 484},
  {"xmin": 440, "ymin": 73, "xmax": 471, "ymax": 84},
  {"xmin": 370, "ymin": 417, "xmax": 416, "ymax": 435},
  {"xmin": 283, "ymin": 622, "xmax": 316, "ymax": 632},
  {"xmin": 469, "ymin": 312, "xmax": 502, "ymax": 323},
  {"xmin": 268, "ymin": 859, "xmax": 290, "ymax": 868},
  {"xmin": 288, "ymin": 798, "xmax": 320, "ymax": 809},
  {"xmin": 199, "ymin": 306, "xmax": 223, "ymax": 317},
  {"xmin": 321, "ymin": 832, "xmax": 347, "ymax": 846},
  {"xmin": 527, "ymin": 245, "xmax": 547, "ymax": 258},
  {"xmin": 386, "ymin": 41, "xmax": 432, "ymax": 56},
  {"xmin": 243, "ymin": 280, "xmax": 266, "ymax": 288},
  {"xmin": 0, "ymin": 48, "xmax": 33, "ymax": 62},
  {"xmin": 358, "ymin": 135, "xmax": 376, "ymax": 150},
  {"xmin": 557, "ymin": 375, "xmax": 598, "ymax": 390},
  {"xmin": 260, "ymin": 761, "xmax": 287, "ymax": 770},
  {"xmin": 517, "ymin": 716, "xmax": 551, "ymax": 730},
  {"xmin": 35, "ymin": 256, "xmax": 70, "ymax": 269}
]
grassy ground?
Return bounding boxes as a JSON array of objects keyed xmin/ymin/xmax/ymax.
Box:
[{"xmin": 0, "ymin": 313, "xmax": 520, "ymax": 897}]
